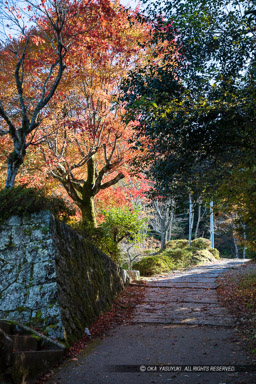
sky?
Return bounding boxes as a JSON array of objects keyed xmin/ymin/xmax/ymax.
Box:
[{"xmin": 120, "ymin": 0, "xmax": 141, "ymax": 10}]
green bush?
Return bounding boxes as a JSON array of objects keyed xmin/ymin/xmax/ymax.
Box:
[
  {"xmin": 133, "ymin": 237, "xmax": 221, "ymax": 277},
  {"xmin": 208, "ymin": 248, "xmax": 220, "ymax": 259},
  {"xmin": 133, "ymin": 255, "xmax": 175, "ymax": 276},
  {"xmin": 101, "ymin": 206, "xmax": 147, "ymax": 244},
  {"xmin": 142, "ymin": 249, "xmax": 155, "ymax": 256},
  {"xmin": 166, "ymin": 239, "xmax": 189, "ymax": 249},
  {"xmin": 0, "ymin": 186, "xmax": 76, "ymax": 224},
  {"xmin": 162, "ymin": 247, "xmax": 184, "ymax": 259},
  {"xmin": 71, "ymin": 222, "xmax": 121, "ymax": 264},
  {"xmin": 162, "ymin": 247, "xmax": 193, "ymax": 268},
  {"xmin": 191, "ymin": 237, "xmax": 212, "ymax": 250}
]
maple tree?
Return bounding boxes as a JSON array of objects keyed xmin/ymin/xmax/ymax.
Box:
[
  {"xmin": 0, "ymin": 0, "xmax": 121, "ymax": 188},
  {"xmin": 35, "ymin": 2, "xmax": 155, "ymax": 227},
  {"xmin": 0, "ymin": 0, "xmax": 178, "ymax": 230}
]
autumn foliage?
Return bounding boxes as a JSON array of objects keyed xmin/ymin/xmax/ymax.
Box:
[{"xmin": 0, "ymin": 0, "xmax": 179, "ymax": 231}]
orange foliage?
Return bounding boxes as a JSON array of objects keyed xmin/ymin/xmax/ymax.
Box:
[{"xmin": 0, "ymin": 0, "xmax": 177, "ymax": 220}]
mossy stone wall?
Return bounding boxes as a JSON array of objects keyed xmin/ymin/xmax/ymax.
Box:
[{"xmin": 0, "ymin": 211, "xmax": 127, "ymax": 344}]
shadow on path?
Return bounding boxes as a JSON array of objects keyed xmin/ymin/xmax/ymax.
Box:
[{"xmin": 46, "ymin": 259, "xmax": 256, "ymax": 384}]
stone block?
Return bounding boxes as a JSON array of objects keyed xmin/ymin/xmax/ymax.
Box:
[
  {"xmin": 0, "ymin": 230, "xmax": 12, "ymax": 250},
  {"xmin": 7, "ymin": 215, "xmax": 21, "ymax": 226},
  {"xmin": 127, "ymin": 270, "xmax": 140, "ymax": 281},
  {"xmin": 26, "ymin": 283, "xmax": 58, "ymax": 309},
  {"xmin": 5, "ymin": 310, "xmax": 31, "ymax": 323},
  {"xmin": 11, "ymin": 226, "xmax": 26, "ymax": 245},
  {"xmin": 0, "ymin": 247, "xmax": 25, "ymax": 263},
  {"xmin": 121, "ymin": 269, "xmax": 132, "ymax": 284},
  {"xmin": 0, "ymin": 283, "xmax": 27, "ymax": 311},
  {"xmin": 33, "ymin": 261, "xmax": 56, "ymax": 285}
]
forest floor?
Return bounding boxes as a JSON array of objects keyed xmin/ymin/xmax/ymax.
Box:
[
  {"xmin": 217, "ymin": 261, "xmax": 256, "ymax": 360},
  {"xmin": 39, "ymin": 259, "xmax": 256, "ymax": 384}
]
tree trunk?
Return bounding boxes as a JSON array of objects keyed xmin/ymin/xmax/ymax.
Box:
[
  {"xmin": 80, "ymin": 156, "xmax": 97, "ymax": 228},
  {"xmin": 233, "ymin": 235, "xmax": 239, "ymax": 259},
  {"xmin": 243, "ymin": 246, "xmax": 246, "ymax": 259},
  {"xmin": 242, "ymin": 224, "xmax": 246, "ymax": 259},
  {"xmin": 189, "ymin": 193, "xmax": 192, "ymax": 247},
  {"xmin": 209, "ymin": 200, "xmax": 214, "ymax": 248},
  {"xmin": 81, "ymin": 193, "xmax": 97, "ymax": 228},
  {"xmin": 160, "ymin": 217, "xmax": 167, "ymax": 251},
  {"xmin": 194, "ymin": 203, "xmax": 201, "ymax": 239},
  {"xmin": 5, "ymin": 150, "xmax": 25, "ymax": 188},
  {"xmin": 167, "ymin": 212, "xmax": 174, "ymax": 241}
]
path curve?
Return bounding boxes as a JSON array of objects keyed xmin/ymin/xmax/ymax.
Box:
[{"xmin": 46, "ymin": 259, "xmax": 256, "ymax": 384}]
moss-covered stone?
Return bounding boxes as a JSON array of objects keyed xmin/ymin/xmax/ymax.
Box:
[
  {"xmin": 133, "ymin": 255, "xmax": 176, "ymax": 276},
  {"xmin": 161, "ymin": 247, "xmax": 193, "ymax": 269},
  {"xmin": 191, "ymin": 237, "xmax": 212, "ymax": 250},
  {"xmin": 51, "ymin": 215, "xmax": 126, "ymax": 345},
  {"xmin": 208, "ymin": 248, "xmax": 220, "ymax": 259},
  {"xmin": 166, "ymin": 239, "xmax": 189, "ymax": 249},
  {"xmin": 192, "ymin": 249, "xmax": 216, "ymax": 263}
]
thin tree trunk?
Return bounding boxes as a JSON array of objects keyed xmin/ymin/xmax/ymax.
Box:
[
  {"xmin": 242, "ymin": 224, "xmax": 246, "ymax": 259},
  {"xmin": 80, "ymin": 155, "xmax": 97, "ymax": 228},
  {"xmin": 161, "ymin": 218, "xmax": 167, "ymax": 251},
  {"xmin": 167, "ymin": 212, "xmax": 174, "ymax": 241},
  {"xmin": 6, "ymin": 163, "xmax": 20, "ymax": 188},
  {"xmin": 210, "ymin": 200, "xmax": 214, "ymax": 248},
  {"xmin": 194, "ymin": 203, "xmax": 201, "ymax": 239},
  {"xmin": 233, "ymin": 235, "xmax": 239, "ymax": 259},
  {"xmin": 189, "ymin": 193, "xmax": 192, "ymax": 247}
]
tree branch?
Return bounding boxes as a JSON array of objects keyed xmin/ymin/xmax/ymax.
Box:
[
  {"xmin": 0, "ymin": 101, "xmax": 17, "ymax": 139},
  {"xmin": 99, "ymin": 172, "xmax": 125, "ymax": 192},
  {"xmin": 15, "ymin": 37, "xmax": 30, "ymax": 130},
  {"xmin": 0, "ymin": 129, "xmax": 9, "ymax": 136}
]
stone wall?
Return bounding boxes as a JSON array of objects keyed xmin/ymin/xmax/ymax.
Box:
[{"xmin": 0, "ymin": 211, "xmax": 128, "ymax": 344}]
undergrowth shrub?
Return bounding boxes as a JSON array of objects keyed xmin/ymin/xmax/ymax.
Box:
[
  {"xmin": 70, "ymin": 222, "xmax": 121, "ymax": 264},
  {"xmin": 191, "ymin": 237, "xmax": 211, "ymax": 250},
  {"xmin": 133, "ymin": 255, "xmax": 175, "ymax": 276},
  {"xmin": 135, "ymin": 237, "xmax": 221, "ymax": 276},
  {"xmin": 208, "ymin": 248, "xmax": 220, "ymax": 259},
  {"xmin": 0, "ymin": 186, "xmax": 76, "ymax": 224},
  {"xmin": 166, "ymin": 239, "xmax": 189, "ymax": 249}
]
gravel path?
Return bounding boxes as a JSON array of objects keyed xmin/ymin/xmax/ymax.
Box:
[{"xmin": 47, "ymin": 259, "xmax": 256, "ymax": 384}]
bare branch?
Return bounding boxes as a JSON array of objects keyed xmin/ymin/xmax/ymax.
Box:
[
  {"xmin": 100, "ymin": 172, "xmax": 125, "ymax": 191},
  {"xmin": 0, "ymin": 129, "xmax": 9, "ymax": 136},
  {"xmin": 0, "ymin": 101, "xmax": 17, "ymax": 139},
  {"xmin": 14, "ymin": 37, "xmax": 30, "ymax": 129},
  {"xmin": 29, "ymin": 58, "xmax": 65, "ymax": 132}
]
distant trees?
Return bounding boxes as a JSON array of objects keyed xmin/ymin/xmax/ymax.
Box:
[
  {"xmin": 122, "ymin": 0, "xmax": 256, "ymax": 251},
  {"xmin": 149, "ymin": 198, "xmax": 175, "ymax": 251}
]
